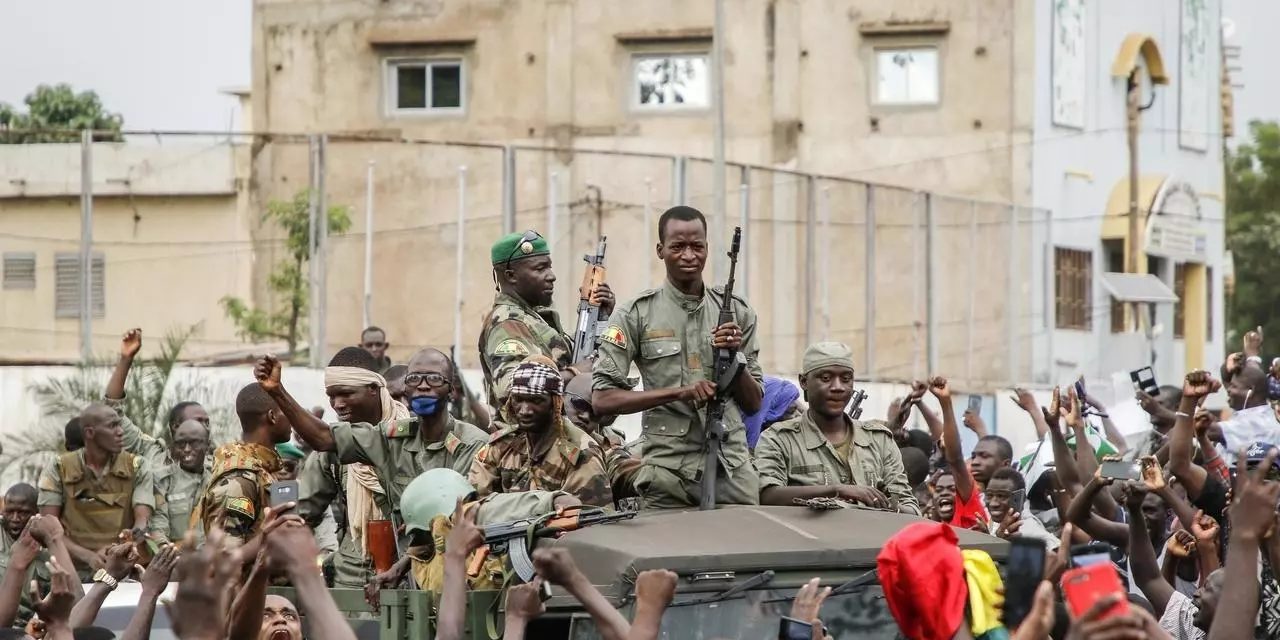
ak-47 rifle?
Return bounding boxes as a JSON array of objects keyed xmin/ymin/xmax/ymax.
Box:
[
  {"xmin": 466, "ymin": 505, "xmax": 636, "ymax": 582},
  {"xmin": 699, "ymin": 227, "xmax": 746, "ymax": 511},
  {"xmin": 572, "ymin": 236, "xmax": 608, "ymax": 360}
]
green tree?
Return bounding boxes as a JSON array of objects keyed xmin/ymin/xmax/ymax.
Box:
[
  {"xmin": 1225, "ymin": 120, "xmax": 1280, "ymax": 343},
  {"xmin": 221, "ymin": 189, "xmax": 352, "ymax": 356},
  {"xmin": 2, "ymin": 325, "xmax": 234, "ymax": 484},
  {"xmin": 0, "ymin": 83, "xmax": 124, "ymax": 143}
]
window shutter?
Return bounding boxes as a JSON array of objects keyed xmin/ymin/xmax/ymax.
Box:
[
  {"xmin": 2, "ymin": 253, "xmax": 35, "ymax": 289},
  {"xmin": 54, "ymin": 253, "xmax": 105, "ymax": 318}
]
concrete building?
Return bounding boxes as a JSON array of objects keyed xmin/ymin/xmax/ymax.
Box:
[
  {"xmin": 248, "ymin": 0, "xmax": 1226, "ymax": 385},
  {"xmin": 0, "ymin": 140, "xmax": 255, "ymax": 362}
]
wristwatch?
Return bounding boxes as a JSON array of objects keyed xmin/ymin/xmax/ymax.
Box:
[{"xmin": 92, "ymin": 569, "xmax": 119, "ymax": 591}]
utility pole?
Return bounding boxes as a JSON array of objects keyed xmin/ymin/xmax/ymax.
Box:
[
  {"xmin": 79, "ymin": 129, "xmax": 93, "ymax": 362},
  {"xmin": 711, "ymin": 0, "xmax": 727, "ymax": 281},
  {"xmin": 1126, "ymin": 70, "xmax": 1142, "ymax": 333}
]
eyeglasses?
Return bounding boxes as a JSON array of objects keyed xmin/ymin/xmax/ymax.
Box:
[
  {"xmin": 404, "ymin": 372, "xmax": 450, "ymax": 388},
  {"xmin": 505, "ymin": 230, "xmax": 543, "ymax": 266}
]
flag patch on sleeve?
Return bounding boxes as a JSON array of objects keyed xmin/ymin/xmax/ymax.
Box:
[
  {"xmin": 224, "ymin": 496, "xmax": 255, "ymax": 519},
  {"xmin": 601, "ymin": 326, "xmax": 627, "ymax": 349},
  {"xmin": 494, "ymin": 339, "xmax": 530, "ymax": 356}
]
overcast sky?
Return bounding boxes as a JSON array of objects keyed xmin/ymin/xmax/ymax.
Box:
[{"xmin": 0, "ymin": 0, "xmax": 251, "ymax": 132}]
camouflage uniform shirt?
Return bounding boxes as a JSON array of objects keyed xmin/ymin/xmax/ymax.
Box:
[
  {"xmin": 478, "ymin": 292, "xmax": 574, "ymax": 409},
  {"xmin": 197, "ymin": 442, "xmax": 280, "ymax": 545},
  {"xmin": 754, "ymin": 412, "xmax": 921, "ymax": 516},
  {"xmin": 469, "ymin": 418, "xmax": 613, "ymax": 508},
  {"xmin": 592, "ymin": 281, "xmax": 763, "ymax": 508}
]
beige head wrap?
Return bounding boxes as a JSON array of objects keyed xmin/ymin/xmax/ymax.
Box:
[{"xmin": 325, "ymin": 365, "xmax": 411, "ymax": 557}]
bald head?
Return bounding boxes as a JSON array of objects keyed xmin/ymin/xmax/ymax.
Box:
[
  {"xmin": 407, "ymin": 348, "xmax": 452, "ymax": 376},
  {"xmin": 79, "ymin": 403, "xmax": 123, "ymax": 454},
  {"xmin": 79, "ymin": 403, "xmax": 116, "ymax": 429}
]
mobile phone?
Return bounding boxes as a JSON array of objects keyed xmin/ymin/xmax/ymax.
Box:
[
  {"xmin": 778, "ymin": 617, "xmax": 814, "ymax": 640},
  {"xmin": 1130, "ymin": 367, "xmax": 1159, "ymax": 396},
  {"xmin": 1003, "ymin": 538, "xmax": 1047, "ymax": 628},
  {"xmin": 1069, "ymin": 542, "xmax": 1112, "ymax": 568},
  {"xmin": 1099, "ymin": 460, "xmax": 1141, "ymax": 481},
  {"xmin": 269, "ymin": 480, "xmax": 299, "ymax": 508},
  {"xmin": 1074, "ymin": 378, "xmax": 1087, "ymax": 402},
  {"xmin": 1061, "ymin": 563, "xmax": 1129, "ymax": 621},
  {"xmin": 1009, "ymin": 488, "xmax": 1027, "ymax": 515},
  {"xmin": 967, "ymin": 395, "xmax": 983, "ymax": 414}
]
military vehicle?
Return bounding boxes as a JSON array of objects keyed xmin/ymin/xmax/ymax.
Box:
[{"xmin": 269, "ymin": 506, "xmax": 1007, "ymax": 639}]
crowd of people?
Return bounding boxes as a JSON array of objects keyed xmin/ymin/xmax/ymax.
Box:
[{"xmin": 1, "ymin": 203, "xmax": 1278, "ymax": 639}]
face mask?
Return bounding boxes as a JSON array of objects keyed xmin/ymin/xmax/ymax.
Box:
[{"xmin": 410, "ymin": 395, "xmax": 441, "ymax": 417}]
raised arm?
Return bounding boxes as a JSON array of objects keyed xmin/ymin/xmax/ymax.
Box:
[
  {"xmin": 254, "ymin": 355, "xmax": 336, "ymax": 451},
  {"xmin": 1065, "ymin": 476, "xmax": 1130, "ymax": 548},
  {"xmin": 437, "ymin": 500, "xmax": 485, "ymax": 640},
  {"xmin": 1170, "ymin": 371, "xmax": 1218, "ymax": 500},
  {"xmin": 121, "ymin": 545, "xmax": 178, "ymax": 640},
  {"xmin": 533, "ymin": 548, "xmax": 630, "ymax": 640},
  {"xmin": 1209, "ymin": 448, "xmax": 1279, "ymax": 640},
  {"xmin": 1011, "ymin": 388, "xmax": 1049, "ymax": 440},
  {"xmin": 929, "ymin": 377, "xmax": 974, "ymax": 501},
  {"xmin": 1083, "ymin": 387, "xmax": 1128, "ymax": 454},
  {"xmin": 1046, "ymin": 389, "xmax": 1083, "ymax": 494},
  {"xmin": 1123, "ymin": 483, "xmax": 1174, "ymax": 616},
  {"xmin": 0, "ymin": 530, "xmax": 41, "ymax": 627}
]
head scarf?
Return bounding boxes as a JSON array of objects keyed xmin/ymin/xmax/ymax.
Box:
[
  {"xmin": 502, "ymin": 356, "xmax": 564, "ymax": 424},
  {"xmin": 744, "ymin": 377, "xmax": 800, "ymax": 448},
  {"xmin": 324, "ymin": 365, "xmax": 411, "ymax": 557}
]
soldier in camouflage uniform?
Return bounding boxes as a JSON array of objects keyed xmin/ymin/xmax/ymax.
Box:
[
  {"xmin": 149, "ymin": 419, "xmax": 213, "ymax": 544},
  {"xmin": 195, "ymin": 383, "xmax": 290, "ymax": 547},
  {"xmin": 256, "ymin": 347, "xmax": 488, "ymax": 588},
  {"xmin": 478, "ymin": 230, "xmax": 614, "ymax": 412},
  {"xmin": 470, "ymin": 360, "xmax": 613, "ymax": 508},
  {"xmin": 753, "ymin": 342, "xmax": 920, "ymax": 515},
  {"xmin": 592, "ymin": 206, "xmax": 764, "ymax": 509}
]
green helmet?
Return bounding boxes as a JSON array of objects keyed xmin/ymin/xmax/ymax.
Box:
[{"xmin": 400, "ymin": 468, "xmax": 476, "ymax": 535}]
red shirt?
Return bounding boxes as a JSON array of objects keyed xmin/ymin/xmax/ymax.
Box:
[{"xmin": 948, "ymin": 471, "xmax": 990, "ymax": 530}]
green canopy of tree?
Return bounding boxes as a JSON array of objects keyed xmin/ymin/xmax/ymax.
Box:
[
  {"xmin": 1226, "ymin": 120, "xmax": 1280, "ymax": 342},
  {"xmin": 0, "ymin": 83, "xmax": 124, "ymax": 143},
  {"xmin": 221, "ymin": 189, "xmax": 352, "ymax": 356}
]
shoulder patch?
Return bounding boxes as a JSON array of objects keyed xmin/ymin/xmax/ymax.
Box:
[
  {"xmin": 384, "ymin": 418, "xmax": 418, "ymax": 439},
  {"xmin": 223, "ymin": 496, "xmax": 255, "ymax": 519},
  {"xmin": 493, "ymin": 339, "xmax": 531, "ymax": 357},
  {"xmin": 771, "ymin": 416, "xmax": 804, "ymax": 433},
  {"xmin": 488, "ymin": 425, "xmax": 518, "ymax": 444},
  {"xmin": 857, "ymin": 419, "xmax": 893, "ymax": 434},
  {"xmin": 601, "ymin": 326, "xmax": 628, "ymax": 349}
]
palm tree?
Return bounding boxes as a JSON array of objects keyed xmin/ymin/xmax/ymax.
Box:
[{"xmin": 2, "ymin": 325, "xmax": 234, "ymax": 485}]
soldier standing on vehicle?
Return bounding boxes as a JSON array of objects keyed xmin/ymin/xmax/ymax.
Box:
[
  {"xmin": 149, "ymin": 419, "xmax": 212, "ymax": 545},
  {"xmin": 38, "ymin": 402, "xmax": 154, "ymax": 580},
  {"xmin": 470, "ymin": 359, "xmax": 613, "ymax": 507},
  {"xmin": 753, "ymin": 342, "xmax": 921, "ymax": 515},
  {"xmin": 478, "ymin": 230, "xmax": 615, "ymax": 412},
  {"xmin": 194, "ymin": 383, "xmax": 290, "ymax": 549},
  {"xmin": 592, "ymin": 206, "xmax": 764, "ymax": 509}
]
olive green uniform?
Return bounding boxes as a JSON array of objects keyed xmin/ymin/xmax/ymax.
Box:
[
  {"xmin": 150, "ymin": 460, "xmax": 211, "ymax": 544},
  {"xmin": 478, "ymin": 292, "xmax": 574, "ymax": 410},
  {"xmin": 469, "ymin": 419, "xmax": 614, "ymax": 508},
  {"xmin": 36, "ymin": 450, "xmax": 154, "ymax": 578},
  {"xmin": 111, "ymin": 399, "xmax": 171, "ymax": 467},
  {"xmin": 299, "ymin": 416, "xmax": 487, "ymax": 588},
  {"xmin": 0, "ymin": 531, "xmax": 51, "ymax": 628},
  {"xmin": 592, "ymin": 281, "xmax": 763, "ymax": 509},
  {"xmin": 754, "ymin": 412, "xmax": 921, "ymax": 516}
]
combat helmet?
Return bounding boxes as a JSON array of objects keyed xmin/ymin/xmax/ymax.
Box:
[{"xmin": 400, "ymin": 468, "xmax": 476, "ymax": 534}]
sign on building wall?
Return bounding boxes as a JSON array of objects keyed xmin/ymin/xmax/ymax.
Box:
[
  {"xmin": 1146, "ymin": 179, "xmax": 1208, "ymax": 262},
  {"xmin": 1179, "ymin": 0, "xmax": 1211, "ymax": 151},
  {"xmin": 1052, "ymin": 0, "xmax": 1087, "ymax": 129}
]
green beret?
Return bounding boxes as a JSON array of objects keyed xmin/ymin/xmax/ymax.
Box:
[
  {"xmin": 491, "ymin": 231, "xmax": 549, "ymax": 265},
  {"xmin": 275, "ymin": 442, "xmax": 305, "ymax": 461},
  {"xmin": 801, "ymin": 341, "xmax": 855, "ymax": 375}
]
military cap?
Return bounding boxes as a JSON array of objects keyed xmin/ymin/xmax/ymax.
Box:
[
  {"xmin": 491, "ymin": 230, "xmax": 549, "ymax": 265},
  {"xmin": 275, "ymin": 442, "xmax": 305, "ymax": 461},
  {"xmin": 801, "ymin": 341, "xmax": 855, "ymax": 375}
]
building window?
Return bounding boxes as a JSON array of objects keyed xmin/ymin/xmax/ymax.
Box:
[
  {"xmin": 2, "ymin": 253, "xmax": 35, "ymax": 290},
  {"xmin": 1174, "ymin": 263, "xmax": 1187, "ymax": 339},
  {"xmin": 1055, "ymin": 248, "xmax": 1092, "ymax": 331},
  {"xmin": 386, "ymin": 59, "xmax": 464, "ymax": 114},
  {"xmin": 874, "ymin": 47, "xmax": 940, "ymax": 105},
  {"xmin": 632, "ymin": 53, "xmax": 710, "ymax": 109},
  {"xmin": 54, "ymin": 253, "xmax": 104, "ymax": 319}
]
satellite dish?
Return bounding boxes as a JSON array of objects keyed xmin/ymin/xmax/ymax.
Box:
[{"xmin": 1222, "ymin": 17, "xmax": 1237, "ymax": 39}]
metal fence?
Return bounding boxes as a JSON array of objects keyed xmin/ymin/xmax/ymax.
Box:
[{"xmin": 1, "ymin": 130, "xmax": 1051, "ymax": 389}]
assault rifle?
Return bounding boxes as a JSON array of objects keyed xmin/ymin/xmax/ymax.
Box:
[
  {"xmin": 572, "ymin": 237, "xmax": 608, "ymax": 360},
  {"xmin": 700, "ymin": 227, "xmax": 746, "ymax": 511},
  {"xmin": 467, "ymin": 505, "xmax": 636, "ymax": 582}
]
